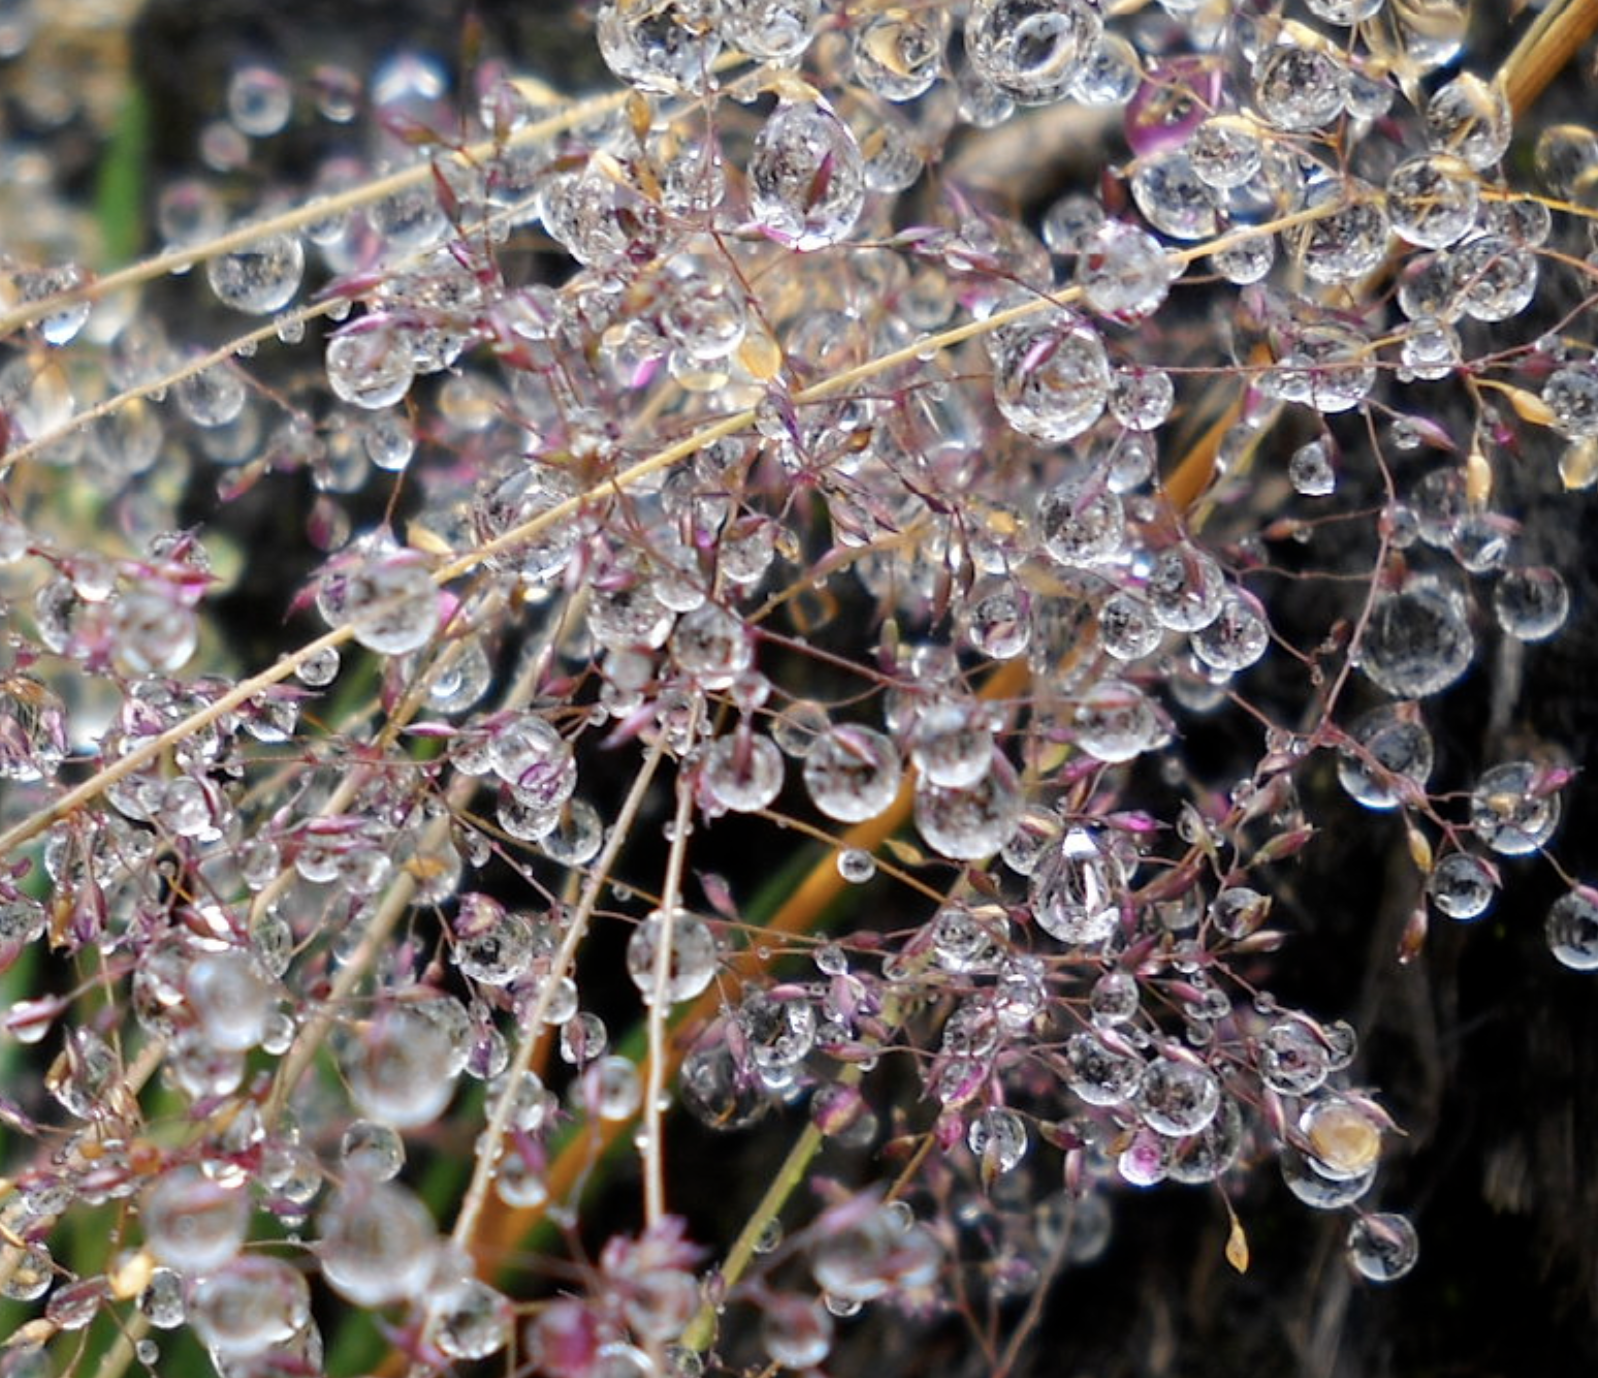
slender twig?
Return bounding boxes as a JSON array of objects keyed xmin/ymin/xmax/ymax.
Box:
[
  {"xmin": 450, "ymin": 727, "xmax": 670, "ymax": 1250},
  {"xmin": 1500, "ymin": 0, "xmax": 1598, "ymax": 118},
  {"xmin": 644, "ymin": 695, "xmax": 703, "ymax": 1228}
]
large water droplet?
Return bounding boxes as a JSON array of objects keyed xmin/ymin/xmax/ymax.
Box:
[
  {"xmin": 803, "ymin": 724, "xmax": 902, "ymax": 822},
  {"xmin": 748, "ymin": 100, "xmax": 866, "ymax": 250},
  {"xmin": 627, "ymin": 909, "xmax": 718, "ymax": 1003},
  {"xmin": 965, "ymin": 0, "xmax": 1101, "ymax": 105},
  {"xmin": 206, "ymin": 233, "xmax": 305, "ymax": 314},
  {"xmin": 1356, "ymin": 578, "xmax": 1474, "ymax": 698}
]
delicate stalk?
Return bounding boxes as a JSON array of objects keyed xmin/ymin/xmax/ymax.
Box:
[
  {"xmin": 450, "ymin": 727, "xmax": 671, "ymax": 1251},
  {"xmin": 1500, "ymin": 0, "xmax": 1598, "ymax": 117},
  {"xmin": 0, "ymin": 626, "xmax": 352, "ymax": 863},
  {"xmin": 644, "ymin": 694, "xmax": 703, "ymax": 1228}
]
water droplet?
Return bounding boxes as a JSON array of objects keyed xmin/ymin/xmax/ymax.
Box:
[
  {"xmin": 804, "ymin": 724, "xmax": 902, "ymax": 822},
  {"xmin": 1427, "ymin": 73, "xmax": 1511, "ymax": 171},
  {"xmin": 1031, "ymin": 828, "xmax": 1124, "ymax": 944},
  {"xmin": 187, "ymin": 949, "xmax": 275, "ymax": 1050},
  {"xmin": 1427, "ymin": 852, "xmax": 1497, "ymax": 921},
  {"xmin": 455, "ymin": 906, "xmax": 536, "ymax": 986},
  {"xmin": 721, "ymin": 0, "xmax": 819, "ymax": 63},
  {"xmin": 175, "ymin": 359, "xmax": 246, "ymax": 427},
  {"xmin": 0, "ymin": 674, "xmax": 67, "ymax": 782},
  {"xmin": 836, "ymin": 847, "xmax": 877, "ymax": 883},
  {"xmin": 748, "ymin": 99, "xmax": 865, "ymax": 250},
  {"xmin": 1452, "ymin": 235, "xmax": 1537, "ymax": 322},
  {"xmin": 1036, "ymin": 472, "xmax": 1123, "ymax": 566},
  {"xmin": 1136, "ymin": 1057, "xmax": 1220, "ymax": 1135},
  {"xmin": 318, "ymin": 1178, "xmax": 437, "ymax": 1305},
  {"xmin": 1493, "ymin": 566, "xmax": 1570, "ymax": 641},
  {"xmin": 323, "ymin": 551, "xmax": 439, "ymax": 656},
  {"xmin": 965, "ymin": 0, "xmax": 1101, "ymax": 105},
  {"xmin": 1336, "ymin": 704, "xmax": 1434, "ymax": 810},
  {"xmin": 1190, "ymin": 589, "xmax": 1270, "ymax": 672},
  {"xmin": 1096, "ymin": 591, "xmax": 1160, "ymax": 660},
  {"xmin": 1079, "ymin": 224, "xmax": 1173, "ymax": 323},
  {"xmin": 1253, "ymin": 43, "xmax": 1345, "ymax": 132},
  {"xmin": 207, "ymin": 233, "xmax": 305, "ymax": 314},
  {"xmin": 432, "ymin": 1278, "xmax": 513, "ymax": 1360},
  {"xmin": 1470, "ymin": 760, "xmax": 1561, "ymax": 856},
  {"xmin": 1074, "ymin": 678, "xmax": 1166, "ymax": 762},
  {"xmin": 627, "ymin": 909, "xmax": 718, "ymax": 1003},
  {"xmin": 1301, "ymin": 1094, "xmax": 1383, "ymax": 1178},
  {"xmin": 1541, "ymin": 365, "xmax": 1598, "ymax": 438},
  {"xmin": 340, "ymin": 1120, "xmax": 406, "ymax": 1180},
  {"xmin": 1281, "ymin": 1143, "xmax": 1375, "ymax": 1209},
  {"xmin": 1258, "ymin": 1021, "xmax": 1331, "ymax": 1095},
  {"xmin": 1546, "ymin": 887, "xmax": 1598, "ymax": 969},
  {"xmin": 1187, "ymin": 114, "xmax": 1263, "ymax": 189},
  {"xmin": 1386, "ymin": 154, "xmax": 1479, "ymax": 249},
  {"xmin": 1400, "ymin": 316, "xmax": 1460, "ymax": 381},
  {"xmin": 139, "ymin": 1268, "xmax": 186, "ymax": 1329},
  {"xmin": 1347, "ymin": 1213, "xmax": 1419, "ymax": 1282},
  {"xmin": 969, "ymin": 1106, "xmax": 1029, "ymax": 1171},
  {"xmin": 852, "ymin": 7, "xmax": 948, "ymax": 102},
  {"xmin": 227, "ymin": 63, "xmax": 293, "ymax": 137},
  {"xmin": 296, "ymin": 645, "xmax": 341, "ymax": 687},
  {"xmin": 1064, "ymin": 1029, "xmax": 1142, "ymax": 1104},
  {"xmin": 914, "ymin": 753, "xmax": 1021, "ymax": 860},
  {"xmin": 597, "ymin": 0, "xmax": 721, "ymax": 92},
  {"xmin": 326, "ymin": 318, "xmax": 416, "ymax": 409},
  {"xmin": 1356, "ymin": 578, "xmax": 1474, "ymax": 698},
  {"xmin": 1294, "ymin": 188, "xmax": 1390, "ymax": 286},
  {"xmin": 587, "ymin": 1054, "xmax": 643, "ymax": 1119},
  {"xmin": 1129, "ymin": 150, "xmax": 1218, "ymax": 239},
  {"xmin": 811, "ymin": 1204, "xmax": 941, "ymax": 1302},
  {"xmin": 344, "ymin": 1004, "xmax": 460, "ymax": 1128},
  {"xmin": 190, "ymin": 1257, "xmax": 310, "ymax": 1357},
  {"xmin": 702, "ymin": 730, "xmax": 784, "ymax": 812},
  {"xmin": 142, "ymin": 1166, "xmax": 249, "ymax": 1273},
  {"xmin": 1109, "ymin": 364, "xmax": 1175, "ymax": 429}
]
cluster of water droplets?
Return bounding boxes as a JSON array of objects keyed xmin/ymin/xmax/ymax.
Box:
[{"xmin": 7, "ymin": 0, "xmax": 1598, "ymax": 1367}]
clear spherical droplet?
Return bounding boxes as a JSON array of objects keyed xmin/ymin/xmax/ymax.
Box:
[
  {"xmin": 1036, "ymin": 473, "xmax": 1123, "ymax": 567},
  {"xmin": 1136, "ymin": 1058, "xmax": 1221, "ymax": 1136},
  {"xmin": 1254, "ymin": 43, "xmax": 1346, "ymax": 132},
  {"xmin": 1357, "ymin": 579, "xmax": 1474, "ymax": 698},
  {"xmin": 190, "ymin": 1256, "xmax": 310, "ymax": 1357},
  {"xmin": 1386, "ymin": 154, "xmax": 1478, "ymax": 249},
  {"xmin": 141, "ymin": 1166, "xmax": 249, "ymax": 1273},
  {"xmin": 1337, "ymin": 704, "xmax": 1434, "ymax": 810},
  {"xmin": 1470, "ymin": 760, "xmax": 1561, "ymax": 856},
  {"xmin": 207, "ymin": 233, "xmax": 305, "ymax": 314},
  {"xmin": 1031, "ymin": 829, "xmax": 1124, "ymax": 945},
  {"xmin": 318, "ymin": 1178, "xmax": 437, "ymax": 1305},
  {"xmin": 1347, "ymin": 1212, "xmax": 1419, "ymax": 1282},
  {"xmin": 1546, "ymin": 887, "xmax": 1598, "ymax": 970},
  {"xmin": 1079, "ymin": 224, "xmax": 1173, "ymax": 323},
  {"xmin": 340, "ymin": 1120, "xmax": 406, "ymax": 1180},
  {"xmin": 990, "ymin": 316, "xmax": 1112, "ymax": 444},
  {"xmin": 1427, "ymin": 852, "xmax": 1497, "ymax": 921},
  {"xmin": 626, "ymin": 910, "xmax": 718, "ymax": 1003},
  {"xmin": 748, "ymin": 100, "xmax": 865, "ymax": 251},
  {"xmin": 804, "ymin": 724, "xmax": 903, "ymax": 822},
  {"xmin": 965, "ymin": 0, "xmax": 1102, "ymax": 105},
  {"xmin": 968, "ymin": 1106, "xmax": 1029, "ymax": 1172},
  {"xmin": 1289, "ymin": 438, "xmax": 1337, "ymax": 495}
]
